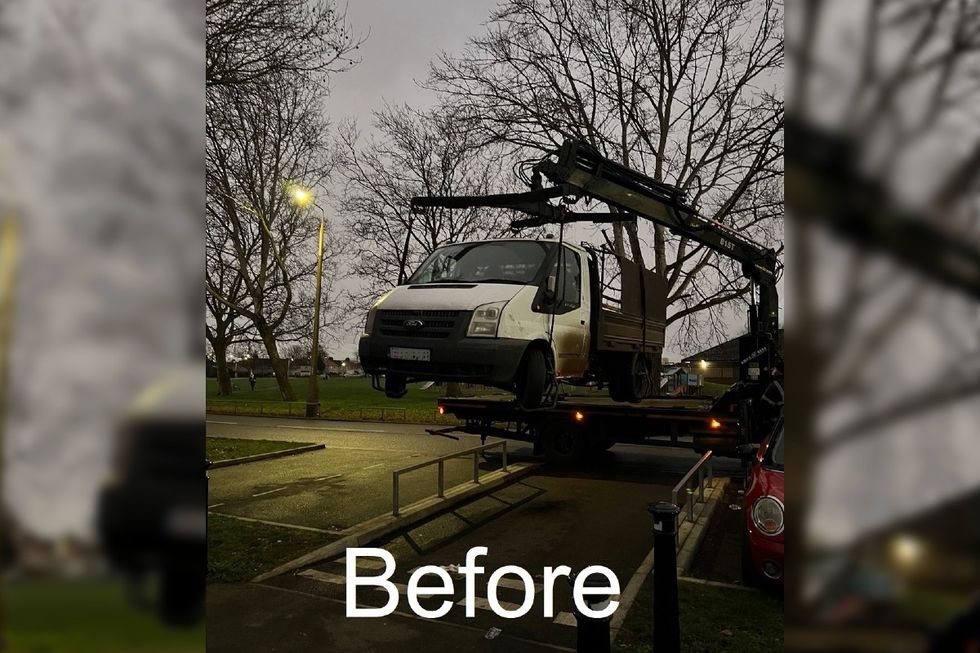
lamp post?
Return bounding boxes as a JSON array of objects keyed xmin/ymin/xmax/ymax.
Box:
[{"xmin": 290, "ymin": 186, "xmax": 326, "ymax": 418}]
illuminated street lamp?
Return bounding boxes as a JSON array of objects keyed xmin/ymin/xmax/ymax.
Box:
[
  {"xmin": 290, "ymin": 184, "xmax": 326, "ymax": 417},
  {"xmin": 699, "ymin": 359, "xmax": 709, "ymax": 371},
  {"xmin": 891, "ymin": 534, "xmax": 923, "ymax": 569}
]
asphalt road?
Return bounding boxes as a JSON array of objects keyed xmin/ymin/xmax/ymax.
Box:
[{"xmin": 206, "ymin": 415, "xmax": 742, "ymax": 652}]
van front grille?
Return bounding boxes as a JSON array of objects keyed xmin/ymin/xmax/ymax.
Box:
[{"xmin": 377, "ymin": 309, "xmax": 465, "ymax": 339}]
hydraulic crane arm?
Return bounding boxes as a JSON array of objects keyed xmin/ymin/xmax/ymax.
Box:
[{"xmin": 412, "ymin": 139, "xmax": 780, "ymax": 341}]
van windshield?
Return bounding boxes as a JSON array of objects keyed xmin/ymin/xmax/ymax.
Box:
[{"xmin": 408, "ymin": 241, "xmax": 553, "ymax": 285}]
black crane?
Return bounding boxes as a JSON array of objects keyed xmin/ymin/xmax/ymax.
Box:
[{"xmin": 411, "ymin": 139, "xmax": 782, "ymax": 387}]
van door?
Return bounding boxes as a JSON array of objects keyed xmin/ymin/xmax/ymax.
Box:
[{"xmin": 549, "ymin": 246, "xmax": 590, "ymax": 378}]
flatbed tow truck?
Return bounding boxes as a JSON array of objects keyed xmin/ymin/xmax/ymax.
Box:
[
  {"xmin": 433, "ymin": 392, "xmax": 721, "ymax": 465},
  {"xmin": 411, "ymin": 138, "xmax": 780, "ymax": 463}
]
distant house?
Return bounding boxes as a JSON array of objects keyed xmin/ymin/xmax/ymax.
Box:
[
  {"xmin": 324, "ymin": 357, "xmax": 344, "ymax": 376},
  {"xmin": 681, "ymin": 329, "xmax": 784, "ymax": 385},
  {"xmin": 324, "ymin": 356, "xmax": 362, "ymax": 377},
  {"xmin": 343, "ymin": 358, "xmax": 364, "ymax": 376},
  {"xmin": 661, "ymin": 365, "xmax": 702, "ymax": 395}
]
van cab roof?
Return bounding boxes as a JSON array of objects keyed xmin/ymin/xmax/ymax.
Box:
[{"xmin": 443, "ymin": 238, "xmax": 588, "ymax": 254}]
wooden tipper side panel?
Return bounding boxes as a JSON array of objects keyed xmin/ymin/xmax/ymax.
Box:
[{"xmin": 597, "ymin": 257, "xmax": 665, "ymax": 355}]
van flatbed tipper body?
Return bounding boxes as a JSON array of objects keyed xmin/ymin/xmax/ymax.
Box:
[{"xmin": 434, "ymin": 393, "xmax": 739, "ymax": 464}]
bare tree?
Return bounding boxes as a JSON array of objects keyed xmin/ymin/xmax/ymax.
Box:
[
  {"xmin": 206, "ymin": 0, "xmax": 362, "ymax": 87},
  {"xmin": 428, "ymin": 0, "xmax": 783, "ymax": 350},
  {"xmin": 206, "ymin": 215, "xmax": 251, "ymax": 395},
  {"xmin": 336, "ymin": 104, "xmax": 514, "ymax": 305},
  {"xmin": 206, "ymin": 77, "xmax": 332, "ymax": 400}
]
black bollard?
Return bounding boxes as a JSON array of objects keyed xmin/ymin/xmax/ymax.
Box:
[
  {"xmin": 572, "ymin": 571, "xmax": 612, "ymax": 653},
  {"xmin": 648, "ymin": 501, "xmax": 681, "ymax": 653}
]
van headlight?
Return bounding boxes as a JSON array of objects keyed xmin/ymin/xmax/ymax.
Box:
[
  {"xmin": 364, "ymin": 307, "xmax": 379, "ymax": 335},
  {"xmin": 364, "ymin": 291, "xmax": 392, "ymax": 335},
  {"xmin": 467, "ymin": 301, "xmax": 506, "ymax": 337},
  {"xmin": 752, "ymin": 496, "xmax": 784, "ymax": 536}
]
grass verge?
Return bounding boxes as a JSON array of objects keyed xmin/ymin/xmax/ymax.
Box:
[
  {"xmin": 617, "ymin": 577, "xmax": 783, "ymax": 652},
  {"xmin": 4, "ymin": 579, "xmax": 204, "ymax": 653},
  {"xmin": 207, "ymin": 513, "xmax": 336, "ymax": 584},
  {"xmin": 206, "ymin": 376, "xmax": 462, "ymax": 423},
  {"xmin": 206, "ymin": 436, "xmax": 312, "ymax": 462}
]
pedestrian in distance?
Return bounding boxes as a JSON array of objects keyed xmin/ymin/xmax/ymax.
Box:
[{"xmin": 248, "ymin": 369, "xmax": 256, "ymax": 391}]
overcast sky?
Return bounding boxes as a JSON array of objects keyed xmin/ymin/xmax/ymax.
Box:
[
  {"xmin": 325, "ymin": 0, "xmax": 496, "ymax": 129},
  {"xmin": 322, "ymin": 0, "xmax": 498, "ymax": 357}
]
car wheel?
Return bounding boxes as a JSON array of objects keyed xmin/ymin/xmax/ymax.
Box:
[
  {"xmin": 515, "ymin": 348, "xmax": 547, "ymax": 409},
  {"xmin": 384, "ymin": 373, "xmax": 407, "ymax": 399},
  {"xmin": 741, "ymin": 530, "xmax": 759, "ymax": 587}
]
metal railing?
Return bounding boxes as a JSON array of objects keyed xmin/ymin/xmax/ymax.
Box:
[
  {"xmin": 392, "ymin": 440, "xmax": 508, "ymax": 516},
  {"xmin": 671, "ymin": 450, "xmax": 714, "ymax": 523}
]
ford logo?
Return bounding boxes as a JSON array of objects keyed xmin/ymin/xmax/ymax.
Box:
[{"xmin": 404, "ymin": 319, "xmax": 425, "ymax": 329}]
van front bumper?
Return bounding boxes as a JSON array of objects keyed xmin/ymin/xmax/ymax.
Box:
[{"xmin": 358, "ymin": 334, "xmax": 528, "ymax": 387}]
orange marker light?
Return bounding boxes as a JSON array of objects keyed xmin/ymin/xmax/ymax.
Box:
[
  {"xmin": 438, "ymin": 405, "xmax": 445, "ymax": 416},
  {"xmin": 574, "ymin": 411, "xmax": 585, "ymax": 422},
  {"xmin": 709, "ymin": 419, "xmax": 722, "ymax": 429}
]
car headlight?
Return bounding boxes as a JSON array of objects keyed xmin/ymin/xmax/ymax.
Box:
[
  {"xmin": 752, "ymin": 496, "xmax": 784, "ymax": 536},
  {"xmin": 467, "ymin": 301, "xmax": 506, "ymax": 337}
]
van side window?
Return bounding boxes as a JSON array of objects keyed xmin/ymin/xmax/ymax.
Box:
[{"xmin": 558, "ymin": 247, "xmax": 582, "ymax": 310}]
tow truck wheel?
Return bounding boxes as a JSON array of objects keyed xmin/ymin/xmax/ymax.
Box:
[
  {"xmin": 515, "ymin": 348, "xmax": 547, "ymax": 409},
  {"xmin": 384, "ymin": 373, "xmax": 407, "ymax": 399},
  {"xmin": 540, "ymin": 419, "xmax": 587, "ymax": 465}
]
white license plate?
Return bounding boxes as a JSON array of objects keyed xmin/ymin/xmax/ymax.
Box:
[{"xmin": 388, "ymin": 347, "xmax": 431, "ymax": 362}]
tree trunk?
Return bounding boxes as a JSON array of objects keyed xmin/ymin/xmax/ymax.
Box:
[
  {"xmin": 612, "ymin": 223, "xmax": 626, "ymax": 258},
  {"xmin": 213, "ymin": 339, "xmax": 233, "ymax": 396},
  {"xmin": 256, "ymin": 323, "xmax": 296, "ymax": 401},
  {"xmin": 625, "ymin": 221, "xmax": 646, "ymax": 270}
]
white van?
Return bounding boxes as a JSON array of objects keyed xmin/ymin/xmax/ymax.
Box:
[{"xmin": 359, "ymin": 238, "xmax": 664, "ymax": 407}]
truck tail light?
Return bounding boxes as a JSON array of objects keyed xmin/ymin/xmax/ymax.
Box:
[
  {"xmin": 437, "ymin": 405, "xmax": 445, "ymax": 416},
  {"xmin": 709, "ymin": 418, "xmax": 722, "ymax": 429}
]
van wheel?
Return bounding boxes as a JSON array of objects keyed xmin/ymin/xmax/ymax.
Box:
[
  {"xmin": 384, "ymin": 374, "xmax": 407, "ymax": 399},
  {"xmin": 608, "ymin": 371, "xmax": 627, "ymax": 402},
  {"xmin": 540, "ymin": 420, "xmax": 587, "ymax": 465},
  {"xmin": 515, "ymin": 348, "xmax": 547, "ymax": 409},
  {"xmin": 608, "ymin": 353, "xmax": 649, "ymax": 402}
]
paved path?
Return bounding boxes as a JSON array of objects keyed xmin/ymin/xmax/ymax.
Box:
[{"xmin": 206, "ymin": 415, "xmax": 742, "ymax": 652}]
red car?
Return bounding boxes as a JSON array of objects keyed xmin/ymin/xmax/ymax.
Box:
[{"xmin": 742, "ymin": 418, "xmax": 784, "ymax": 587}]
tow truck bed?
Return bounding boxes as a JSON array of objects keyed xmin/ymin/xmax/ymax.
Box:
[{"xmin": 436, "ymin": 393, "xmax": 729, "ymax": 463}]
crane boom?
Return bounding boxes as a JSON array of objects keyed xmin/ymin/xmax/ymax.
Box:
[{"xmin": 412, "ymin": 139, "xmax": 780, "ymax": 347}]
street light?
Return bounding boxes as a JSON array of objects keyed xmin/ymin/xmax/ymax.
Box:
[
  {"xmin": 891, "ymin": 534, "xmax": 923, "ymax": 569},
  {"xmin": 290, "ymin": 184, "xmax": 326, "ymax": 417},
  {"xmin": 699, "ymin": 359, "xmax": 709, "ymax": 371}
]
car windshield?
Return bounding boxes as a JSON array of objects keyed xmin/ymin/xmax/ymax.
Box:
[
  {"xmin": 765, "ymin": 422, "xmax": 784, "ymax": 471},
  {"xmin": 408, "ymin": 241, "xmax": 553, "ymax": 285}
]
